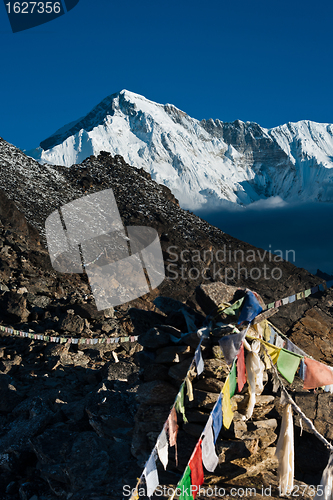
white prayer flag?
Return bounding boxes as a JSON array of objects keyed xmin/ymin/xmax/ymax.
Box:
[
  {"xmin": 156, "ymin": 428, "xmax": 168, "ymax": 470},
  {"xmin": 275, "ymin": 404, "xmax": 294, "ymax": 496},
  {"xmin": 202, "ymin": 415, "xmax": 219, "ymax": 472},
  {"xmin": 143, "ymin": 451, "xmax": 159, "ymax": 498}
]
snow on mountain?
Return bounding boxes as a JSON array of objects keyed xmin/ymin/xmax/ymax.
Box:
[{"xmin": 27, "ymin": 90, "xmax": 333, "ymax": 210}]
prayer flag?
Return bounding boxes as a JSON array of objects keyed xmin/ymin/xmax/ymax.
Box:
[
  {"xmin": 177, "ymin": 466, "xmax": 194, "ymax": 500},
  {"xmin": 202, "ymin": 415, "xmax": 219, "ymax": 472},
  {"xmin": 299, "ymin": 359, "xmax": 306, "ymax": 380},
  {"xmin": 219, "ymin": 331, "xmax": 246, "ymax": 365},
  {"xmin": 311, "ymin": 286, "xmax": 319, "ymax": 294},
  {"xmin": 288, "ymin": 295, "xmax": 296, "ymax": 303},
  {"xmin": 194, "ymin": 346, "xmax": 204, "ymax": 375},
  {"xmin": 303, "ymin": 358, "xmax": 333, "ymax": 390},
  {"xmin": 229, "ymin": 361, "xmax": 237, "ymax": 398},
  {"xmin": 275, "ymin": 334, "xmax": 285, "ymax": 348},
  {"xmin": 156, "ymin": 428, "xmax": 168, "ymax": 470},
  {"xmin": 269, "ymin": 325, "xmax": 276, "ymax": 344},
  {"xmin": 282, "ymin": 297, "xmax": 289, "ymax": 305},
  {"xmin": 185, "ymin": 375, "xmax": 194, "ymax": 402},
  {"xmin": 167, "ymin": 407, "xmax": 179, "ymax": 465},
  {"xmin": 275, "ymin": 404, "xmax": 294, "ymax": 496},
  {"xmin": 304, "ymin": 289, "xmax": 311, "ymax": 297},
  {"xmin": 167, "ymin": 407, "xmax": 178, "ymax": 447},
  {"xmin": 238, "ymin": 291, "xmax": 263, "ymax": 324},
  {"xmin": 221, "ymin": 297, "xmax": 245, "ymax": 317},
  {"xmin": 188, "ymin": 440, "xmax": 204, "ymax": 499},
  {"xmin": 222, "ymin": 377, "xmax": 234, "ymax": 429},
  {"xmin": 143, "ymin": 451, "xmax": 159, "ymax": 498},
  {"xmin": 267, "ymin": 302, "xmax": 275, "ymax": 309},
  {"xmin": 211, "ymin": 394, "xmax": 222, "ymax": 443},
  {"xmin": 261, "ymin": 341, "xmax": 281, "ymax": 364},
  {"xmin": 175, "ymin": 383, "xmax": 188, "ymax": 423},
  {"xmin": 276, "ymin": 349, "xmax": 302, "ymax": 384},
  {"xmin": 261, "ymin": 320, "xmax": 271, "ymax": 342},
  {"xmin": 285, "ymin": 339, "xmax": 307, "ymax": 357},
  {"xmin": 237, "ymin": 344, "xmax": 247, "ymax": 392},
  {"xmin": 314, "ymin": 452, "xmax": 333, "ymax": 500}
]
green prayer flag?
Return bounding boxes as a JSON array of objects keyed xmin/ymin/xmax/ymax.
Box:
[
  {"xmin": 222, "ymin": 297, "xmax": 245, "ymax": 317},
  {"xmin": 229, "ymin": 361, "xmax": 237, "ymax": 398},
  {"xmin": 304, "ymin": 289, "xmax": 311, "ymax": 298},
  {"xmin": 178, "ymin": 466, "xmax": 194, "ymax": 500},
  {"xmin": 276, "ymin": 348, "xmax": 302, "ymax": 384},
  {"xmin": 267, "ymin": 302, "xmax": 275, "ymax": 309},
  {"xmin": 175, "ymin": 382, "xmax": 188, "ymax": 423}
]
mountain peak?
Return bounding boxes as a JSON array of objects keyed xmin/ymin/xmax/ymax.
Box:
[{"xmin": 29, "ymin": 91, "xmax": 333, "ymax": 210}]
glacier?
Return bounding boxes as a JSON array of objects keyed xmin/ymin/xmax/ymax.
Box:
[{"xmin": 27, "ymin": 89, "xmax": 333, "ymax": 210}]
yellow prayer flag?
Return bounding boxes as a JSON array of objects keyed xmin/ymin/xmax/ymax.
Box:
[
  {"xmin": 222, "ymin": 377, "xmax": 234, "ymax": 429},
  {"xmin": 262, "ymin": 320, "xmax": 271, "ymax": 342},
  {"xmin": 261, "ymin": 340, "xmax": 281, "ymax": 364},
  {"xmin": 185, "ymin": 375, "xmax": 194, "ymax": 402}
]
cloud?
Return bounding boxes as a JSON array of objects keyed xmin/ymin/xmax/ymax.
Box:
[{"xmin": 246, "ymin": 196, "xmax": 288, "ymax": 210}]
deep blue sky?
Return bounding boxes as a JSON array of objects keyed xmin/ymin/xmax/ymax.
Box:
[{"xmin": 1, "ymin": 0, "xmax": 333, "ymax": 151}]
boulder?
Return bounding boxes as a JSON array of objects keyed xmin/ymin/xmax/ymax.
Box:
[
  {"xmin": 0, "ymin": 291, "xmax": 29, "ymax": 322},
  {"xmin": 59, "ymin": 310, "xmax": 85, "ymax": 334},
  {"xmin": 136, "ymin": 381, "xmax": 178, "ymax": 405},
  {"xmin": 138, "ymin": 327, "xmax": 170, "ymax": 349}
]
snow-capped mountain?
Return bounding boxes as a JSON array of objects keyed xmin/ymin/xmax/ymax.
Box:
[{"xmin": 28, "ymin": 90, "xmax": 333, "ymax": 210}]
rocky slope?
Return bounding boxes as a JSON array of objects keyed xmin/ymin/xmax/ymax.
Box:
[
  {"xmin": 0, "ymin": 142, "xmax": 333, "ymax": 499},
  {"xmin": 27, "ymin": 90, "xmax": 333, "ymax": 210}
]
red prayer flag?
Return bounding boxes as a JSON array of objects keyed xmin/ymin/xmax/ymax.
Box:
[
  {"xmin": 166, "ymin": 406, "xmax": 179, "ymax": 465},
  {"xmin": 188, "ymin": 439, "xmax": 204, "ymax": 499},
  {"xmin": 303, "ymin": 357, "xmax": 333, "ymax": 390},
  {"xmin": 167, "ymin": 407, "xmax": 178, "ymax": 447},
  {"xmin": 237, "ymin": 344, "xmax": 247, "ymax": 392}
]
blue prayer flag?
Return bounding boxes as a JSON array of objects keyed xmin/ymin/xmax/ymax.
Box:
[
  {"xmin": 211, "ymin": 394, "xmax": 223, "ymax": 443},
  {"xmin": 238, "ymin": 291, "xmax": 263, "ymax": 324}
]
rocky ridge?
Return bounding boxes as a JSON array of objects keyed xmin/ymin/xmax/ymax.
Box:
[{"xmin": 0, "ymin": 143, "xmax": 332, "ymax": 499}]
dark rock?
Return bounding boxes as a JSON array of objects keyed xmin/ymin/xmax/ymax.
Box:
[
  {"xmin": 196, "ymin": 283, "xmax": 243, "ymax": 315},
  {"xmin": 73, "ymin": 302, "xmax": 114, "ymax": 320},
  {"xmin": 142, "ymin": 363, "xmax": 169, "ymax": 382},
  {"xmin": 0, "ymin": 291, "xmax": 29, "ymax": 322},
  {"xmin": 59, "ymin": 310, "xmax": 85, "ymax": 333},
  {"xmin": 103, "ymin": 359, "xmax": 139, "ymax": 383},
  {"xmin": 18, "ymin": 482, "xmax": 35, "ymax": 500},
  {"xmin": 138, "ymin": 327, "xmax": 170, "ymax": 349},
  {"xmin": 0, "ymin": 375, "xmax": 24, "ymax": 413},
  {"xmin": 136, "ymin": 381, "xmax": 178, "ymax": 405},
  {"xmin": 26, "ymin": 293, "xmax": 51, "ymax": 309},
  {"xmin": 194, "ymin": 376, "xmax": 225, "ymax": 393},
  {"xmin": 168, "ymin": 358, "xmax": 193, "ymax": 382},
  {"xmin": 216, "ymin": 439, "xmax": 253, "ymax": 462},
  {"xmin": 289, "ymin": 308, "xmax": 333, "ymax": 364},
  {"xmin": 154, "ymin": 345, "xmax": 191, "ymax": 364},
  {"xmin": 188, "ymin": 389, "xmax": 219, "ymax": 409},
  {"xmin": 0, "ymin": 397, "xmax": 53, "ymax": 456}
]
